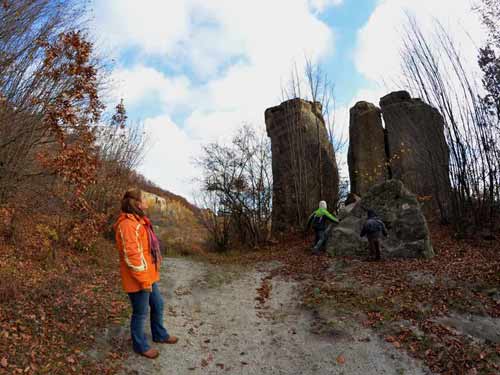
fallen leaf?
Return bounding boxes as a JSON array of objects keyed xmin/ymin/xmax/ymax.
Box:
[{"xmin": 336, "ymin": 354, "xmax": 345, "ymax": 365}]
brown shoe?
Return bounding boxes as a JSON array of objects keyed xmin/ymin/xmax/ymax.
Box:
[
  {"xmin": 155, "ymin": 336, "xmax": 179, "ymax": 344},
  {"xmin": 139, "ymin": 348, "xmax": 159, "ymax": 359}
]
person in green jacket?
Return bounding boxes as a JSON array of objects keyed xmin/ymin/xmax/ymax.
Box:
[{"xmin": 305, "ymin": 201, "xmax": 339, "ymax": 255}]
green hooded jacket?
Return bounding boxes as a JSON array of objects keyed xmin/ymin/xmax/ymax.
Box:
[{"xmin": 306, "ymin": 208, "xmax": 339, "ymax": 231}]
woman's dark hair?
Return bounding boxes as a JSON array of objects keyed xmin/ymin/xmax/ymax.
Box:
[{"xmin": 121, "ymin": 188, "xmax": 145, "ymax": 217}]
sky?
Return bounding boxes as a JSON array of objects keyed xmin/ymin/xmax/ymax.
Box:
[{"xmin": 90, "ymin": 0, "xmax": 484, "ymax": 201}]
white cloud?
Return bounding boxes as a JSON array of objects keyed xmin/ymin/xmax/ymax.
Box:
[
  {"xmin": 139, "ymin": 115, "xmax": 199, "ymax": 198},
  {"xmin": 354, "ymin": 0, "xmax": 484, "ymax": 88},
  {"xmin": 94, "ymin": 0, "xmax": 336, "ymax": 198},
  {"xmin": 109, "ymin": 65, "xmax": 193, "ymax": 111},
  {"xmin": 93, "ymin": 0, "xmax": 190, "ymax": 54},
  {"xmin": 333, "ymin": 0, "xmax": 486, "ymax": 187},
  {"xmin": 308, "ymin": 0, "xmax": 343, "ymax": 13}
]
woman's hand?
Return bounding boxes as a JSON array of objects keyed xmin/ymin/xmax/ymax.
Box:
[{"xmin": 144, "ymin": 287, "xmax": 152, "ymax": 293}]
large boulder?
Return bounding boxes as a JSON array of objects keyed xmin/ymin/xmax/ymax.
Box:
[
  {"xmin": 265, "ymin": 98, "xmax": 339, "ymax": 234},
  {"xmin": 380, "ymin": 91, "xmax": 451, "ymax": 220},
  {"xmin": 327, "ymin": 180, "xmax": 434, "ymax": 259},
  {"xmin": 348, "ymin": 101, "xmax": 388, "ymax": 196}
]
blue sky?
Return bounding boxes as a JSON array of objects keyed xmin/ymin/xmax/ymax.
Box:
[
  {"xmin": 318, "ymin": 0, "xmax": 379, "ymax": 104},
  {"xmin": 91, "ymin": 0, "xmax": 482, "ymax": 200}
]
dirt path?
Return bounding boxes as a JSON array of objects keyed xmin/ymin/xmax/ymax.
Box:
[{"xmin": 119, "ymin": 258, "xmax": 432, "ymax": 375}]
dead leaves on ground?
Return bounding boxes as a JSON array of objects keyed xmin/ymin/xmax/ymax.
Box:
[
  {"xmin": 213, "ymin": 228, "xmax": 500, "ymax": 375},
  {"xmin": 255, "ymin": 275, "xmax": 272, "ymax": 305},
  {"xmin": 0, "ymin": 240, "xmax": 128, "ymax": 374}
]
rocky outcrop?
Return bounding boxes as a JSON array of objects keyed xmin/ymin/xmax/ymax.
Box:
[
  {"xmin": 142, "ymin": 191, "xmax": 168, "ymax": 214},
  {"xmin": 348, "ymin": 101, "xmax": 388, "ymax": 196},
  {"xmin": 142, "ymin": 190, "xmax": 207, "ymax": 252},
  {"xmin": 347, "ymin": 91, "xmax": 451, "ymax": 220},
  {"xmin": 380, "ymin": 91, "xmax": 451, "ymax": 219},
  {"xmin": 339, "ymin": 193, "xmax": 361, "ymax": 220},
  {"xmin": 265, "ymin": 98, "xmax": 339, "ymax": 233},
  {"xmin": 327, "ymin": 180, "xmax": 434, "ymax": 259}
]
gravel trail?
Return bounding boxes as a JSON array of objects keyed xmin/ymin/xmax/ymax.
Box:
[{"xmin": 119, "ymin": 258, "xmax": 431, "ymax": 375}]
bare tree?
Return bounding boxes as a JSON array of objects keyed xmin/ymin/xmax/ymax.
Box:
[
  {"xmin": 86, "ymin": 100, "xmax": 148, "ymax": 217},
  {"xmin": 282, "ymin": 58, "xmax": 347, "ymax": 153},
  {"xmin": 195, "ymin": 125, "xmax": 272, "ymax": 249},
  {"xmin": 400, "ymin": 16, "xmax": 500, "ymax": 235},
  {"xmin": 278, "ymin": 58, "xmax": 344, "ymax": 225},
  {"xmin": 476, "ymin": 0, "xmax": 500, "ymax": 49},
  {"xmin": 195, "ymin": 191, "xmax": 232, "ymax": 251}
]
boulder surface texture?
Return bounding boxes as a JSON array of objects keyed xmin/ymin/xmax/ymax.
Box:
[
  {"xmin": 380, "ymin": 91, "xmax": 451, "ymax": 218},
  {"xmin": 348, "ymin": 101, "xmax": 388, "ymax": 196},
  {"xmin": 327, "ymin": 179, "xmax": 434, "ymax": 259}
]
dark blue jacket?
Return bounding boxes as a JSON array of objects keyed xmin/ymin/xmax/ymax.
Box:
[{"xmin": 360, "ymin": 217, "xmax": 388, "ymax": 238}]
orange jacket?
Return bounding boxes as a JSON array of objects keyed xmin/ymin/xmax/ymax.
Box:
[{"xmin": 114, "ymin": 213, "xmax": 160, "ymax": 293}]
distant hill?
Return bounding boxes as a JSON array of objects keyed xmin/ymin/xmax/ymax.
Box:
[{"xmin": 138, "ymin": 184, "xmax": 206, "ymax": 255}]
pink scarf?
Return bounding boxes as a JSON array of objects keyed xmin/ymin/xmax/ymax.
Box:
[{"xmin": 143, "ymin": 216, "xmax": 162, "ymax": 270}]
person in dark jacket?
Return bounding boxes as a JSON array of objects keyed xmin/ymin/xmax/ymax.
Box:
[
  {"xmin": 305, "ymin": 201, "xmax": 339, "ymax": 255},
  {"xmin": 360, "ymin": 209, "xmax": 388, "ymax": 261}
]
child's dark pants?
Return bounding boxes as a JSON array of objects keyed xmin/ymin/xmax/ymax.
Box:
[{"xmin": 367, "ymin": 236, "xmax": 381, "ymax": 260}]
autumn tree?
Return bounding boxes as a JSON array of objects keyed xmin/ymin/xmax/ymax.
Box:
[{"xmin": 0, "ymin": 1, "xmax": 133, "ymax": 252}]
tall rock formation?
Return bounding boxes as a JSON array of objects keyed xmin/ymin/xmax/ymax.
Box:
[
  {"xmin": 346, "ymin": 91, "xmax": 451, "ymax": 220},
  {"xmin": 265, "ymin": 98, "xmax": 339, "ymax": 233},
  {"xmin": 348, "ymin": 101, "xmax": 388, "ymax": 196},
  {"xmin": 380, "ymin": 91, "xmax": 451, "ymax": 219}
]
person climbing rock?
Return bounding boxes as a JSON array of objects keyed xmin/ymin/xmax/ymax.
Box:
[
  {"xmin": 305, "ymin": 201, "xmax": 339, "ymax": 255},
  {"xmin": 360, "ymin": 209, "xmax": 388, "ymax": 261},
  {"xmin": 114, "ymin": 189, "xmax": 179, "ymax": 359}
]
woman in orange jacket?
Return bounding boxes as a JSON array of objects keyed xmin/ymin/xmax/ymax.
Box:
[{"xmin": 114, "ymin": 189, "xmax": 178, "ymax": 359}]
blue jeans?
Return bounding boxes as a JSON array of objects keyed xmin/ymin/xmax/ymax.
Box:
[
  {"xmin": 313, "ymin": 229, "xmax": 328, "ymax": 253},
  {"xmin": 128, "ymin": 282, "xmax": 170, "ymax": 353}
]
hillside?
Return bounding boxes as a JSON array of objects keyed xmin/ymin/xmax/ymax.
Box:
[{"xmin": 141, "ymin": 189, "xmax": 207, "ymax": 256}]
